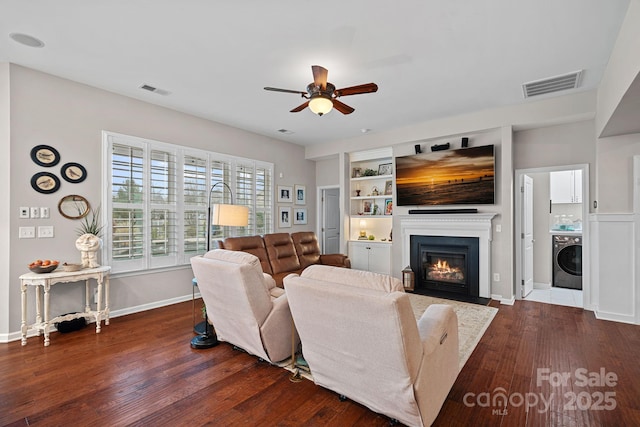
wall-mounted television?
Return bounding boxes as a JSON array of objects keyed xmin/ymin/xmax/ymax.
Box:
[{"xmin": 395, "ymin": 144, "xmax": 495, "ymax": 206}]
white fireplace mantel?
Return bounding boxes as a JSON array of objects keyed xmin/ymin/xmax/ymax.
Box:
[{"xmin": 399, "ymin": 213, "xmax": 497, "ymax": 298}]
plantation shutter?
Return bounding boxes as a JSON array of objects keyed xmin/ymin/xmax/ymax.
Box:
[
  {"xmin": 111, "ymin": 143, "xmax": 145, "ymax": 271},
  {"xmin": 183, "ymin": 155, "xmax": 208, "ymax": 257},
  {"xmin": 234, "ymin": 163, "xmax": 253, "ymax": 236},
  {"xmin": 255, "ymin": 165, "xmax": 272, "ymax": 235},
  {"xmin": 149, "ymin": 149, "xmax": 177, "ymax": 268},
  {"xmin": 209, "ymin": 159, "xmax": 231, "ymax": 241},
  {"xmin": 104, "ymin": 132, "xmax": 274, "ymax": 273}
]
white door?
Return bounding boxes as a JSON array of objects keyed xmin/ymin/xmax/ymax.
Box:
[
  {"xmin": 322, "ymin": 188, "xmax": 340, "ymax": 254},
  {"xmin": 522, "ymin": 174, "xmax": 534, "ymax": 297}
]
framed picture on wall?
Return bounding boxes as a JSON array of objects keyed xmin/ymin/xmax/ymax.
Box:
[
  {"xmin": 293, "ymin": 208, "xmax": 307, "ymax": 225},
  {"xmin": 278, "ymin": 206, "xmax": 292, "ymax": 228},
  {"xmin": 277, "ymin": 185, "xmax": 293, "ymax": 203},
  {"xmin": 294, "ymin": 184, "xmax": 306, "ymax": 205}
]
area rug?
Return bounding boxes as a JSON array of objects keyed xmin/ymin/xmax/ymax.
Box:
[{"xmin": 279, "ymin": 294, "xmax": 498, "ymax": 380}]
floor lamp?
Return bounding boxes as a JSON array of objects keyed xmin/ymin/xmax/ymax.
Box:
[{"xmin": 191, "ymin": 182, "xmax": 249, "ymax": 349}]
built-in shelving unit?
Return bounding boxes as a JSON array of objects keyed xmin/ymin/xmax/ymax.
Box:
[{"xmin": 348, "ymin": 148, "xmax": 394, "ymax": 260}]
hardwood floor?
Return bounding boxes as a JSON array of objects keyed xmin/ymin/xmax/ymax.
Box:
[{"xmin": 1, "ymin": 299, "xmax": 639, "ymax": 426}]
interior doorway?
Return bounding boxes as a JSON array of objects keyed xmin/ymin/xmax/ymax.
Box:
[
  {"xmin": 318, "ymin": 186, "xmax": 340, "ymax": 254},
  {"xmin": 514, "ymin": 164, "xmax": 589, "ymax": 309}
]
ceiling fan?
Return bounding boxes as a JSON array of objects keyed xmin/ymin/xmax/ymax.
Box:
[{"xmin": 264, "ymin": 65, "xmax": 378, "ymax": 116}]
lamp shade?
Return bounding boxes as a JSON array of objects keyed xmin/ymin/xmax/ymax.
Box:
[
  {"xmin": 309, "ymin": 96, "xmax": 333, "ymax": 115},
  {"xmin": 211, "ymin": 204, "xmax": 249, "ymax": 227}
]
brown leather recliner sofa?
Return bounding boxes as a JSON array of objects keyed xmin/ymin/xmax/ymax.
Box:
[{"xmin": 219, "ymin": 231, "xmax": 350, "ymax": 286}]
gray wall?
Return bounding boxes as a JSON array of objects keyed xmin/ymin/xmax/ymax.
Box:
[{"xmin": 3, "ymin": 64, "xmax": 316, "ymax": 338}]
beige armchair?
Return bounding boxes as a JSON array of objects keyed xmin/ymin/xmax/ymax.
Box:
[
  {"xmin": 284, "ymin": 265, "xmax": 459, "ymax": 427},
  {"xmin": 190, "ymin": 249, "xmax": 299, "ymax": 363}
]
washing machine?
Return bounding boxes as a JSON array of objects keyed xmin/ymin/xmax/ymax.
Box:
[{"xmin": 552, "ymin": 235, "xmax": 582, "ymax": 290}]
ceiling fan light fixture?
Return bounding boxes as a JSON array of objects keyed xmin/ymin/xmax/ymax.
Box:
[{"xmin": 309, "ymin": 95, "xmax": 333, "ymax": 116}]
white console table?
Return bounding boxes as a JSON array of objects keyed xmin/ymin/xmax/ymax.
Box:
[{"xmin": 20, "ymin": 266, "xmax": 111, "ymax": 346}]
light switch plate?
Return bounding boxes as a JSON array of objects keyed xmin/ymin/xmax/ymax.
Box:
[
  {"xmin": 19, "ymin": 207, "xmax": 30, "ymax": 219},
  {"xmin": 38, "ymin": 226, "xmax": 54, "ymax": 238},
  {"xmin": 19, "ymin": 226, "xmax": 36, "ymax": 239},
  {"xmin": 30, "ymin": 207, "xmax": 40, "ymax": 219},
  {"xmin": 40, "ymin": 207, "xmax": 50, "ymax": 219}
]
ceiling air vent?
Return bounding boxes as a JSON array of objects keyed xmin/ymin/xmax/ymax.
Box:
[
  {"xmin": 522, "ymin": 70, "xmax": 582, "ymax": 98},
  {"xmin": 139, "ymin": 84, "xmax": 170, "ymax": 96},
  {"xmin": 277, "ymin": 129, "xmax": 294, "ymax": 135}
]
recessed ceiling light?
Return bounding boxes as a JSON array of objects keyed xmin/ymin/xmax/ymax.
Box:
[
  {"xmin": 9, "ymin": 33, "xmax": 45, "ymax": 48},
  {"xmin": 361, "ymin": 128, "xmax": 372, "ymax": 133}
]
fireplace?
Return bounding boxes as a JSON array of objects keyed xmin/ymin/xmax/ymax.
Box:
[
  {"xmin": 410, "ymin": 235, "xmax": 480, "ymax": 297},
  {"xmin": 400, "ymin": 213, "xmax": 496, "ymax": 300}
]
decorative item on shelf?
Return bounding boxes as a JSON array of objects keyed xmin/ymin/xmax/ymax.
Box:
[
  {"xmin": 363, "ymin": 199, "xmax": 373, "ymax": 215},
  {"xmin": 358, "ymin": 219, "xmax": 367, "ymax": 239},
  {"xmin": 378, "ymin": 163, "xmax": 392, "ymax": 176},
  {"xmin": 192, "ymin": 181, "xmax": 249, "ymax": 350},
  {"xmin": 389, "ymin": 229, "xmax": 392, "ymax": 241},
  {"xmin": 362, "ymin": 168, "xmax": 377, "ymax": 177},
  {"xmin": 30, "ymin": 145, "xmax": 60, "ymax": 167},
  {"xmin": 385, "ymin": 199, "xmax": 393, "ymax": 215},
  {"xmin": 402, "ymin": 266, "xmax": 415, "ymax": 291},
  {"xmin": 355, "ymin": 189, "xmax": 361, "ymax": 197},
  {"xmin": 352, "ymin": 167, "xmax": 362, "ymax": 178},
  {"xmin": 28, "ymin": 259, "xmax": 59, "ymax": 274},
  {"xmin": 294, "ymin": 184, "xmax": 306, "ymax": 205},
  {"xmin": 384, "ymin": 180, "xmax": 393, "ymax": 195},
  {"xmin": 368, "ymin": 235, "xmax": 375, "ymax": 240},
  {"xmin": 31, "ymin": 172, "xmax": 60, "ymax": 194},
  {"xmin": 372, "ymin": 204, "xmax": 379, "ymax": 215},
  {"xmin": 60, "ymin": 162, "xmax": 87, "ymax": 183},
  {"xmin": 60, "ymin": 262, "xmax": 82, "ymax": 272},
  {"xmin": 75, "ymin": 206, "xmax": 104, "ymax": 269},
  {"xmin": 371, "ymin": 186, "xmax": 379, "ymax": 196}
]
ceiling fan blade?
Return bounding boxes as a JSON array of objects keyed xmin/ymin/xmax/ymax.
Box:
[
  {"xmin": 264, "ymin": 87, "xmax": 307, "ymax": 96},
  {"xmin": 334, "ymin": 83, "xmax": 378, "ymax": 97},
  {"xmin": 311, "ymin": 65, "xmax": 328, "ymax": 90},
  {"xmin": 290, "ymin": 101, "xmax": 310, "ymax": 113},
  {"xmin": 332, "ymin": 99, "xmax": 355, "ymax": 115}
]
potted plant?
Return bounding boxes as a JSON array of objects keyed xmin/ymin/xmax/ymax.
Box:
[{"xmin": 75, "ymin": 207, "xmax": 104, "ymax": 268}]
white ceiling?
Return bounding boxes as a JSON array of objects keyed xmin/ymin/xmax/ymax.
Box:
[{"xmin": 0, "ymin": 0, "xmax": 631, "ymax": 146}]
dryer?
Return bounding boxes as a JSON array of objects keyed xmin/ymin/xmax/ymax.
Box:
[{"xmin": 552, "ymin": 235, "xmax": 582, "ymax": 290}]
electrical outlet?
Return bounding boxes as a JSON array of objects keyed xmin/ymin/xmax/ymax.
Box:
[
  {"xmin": 495, "ymin": 224, "xmax": 502, "ymax": 233},
  {"xmin": 40, "ymin": 207, "xmax": 50, "ymax": 219},
  {"xmin": 19, "ymin": 226, "xmax": 36, "ymax": 239},
  {"xmin": 30, "ymin": 207, "xmax": 40, "ymax": 219},
  {"xmin": 38, "ymin": 226, "xmax": 54, "ymax": 238},
  {"xmin": 19, "ymin": 207, "xmax": 30, "ymax": 219},
  {"xmin": 493, "ymin": 273, "xmax": 500, "ymax": 282}
]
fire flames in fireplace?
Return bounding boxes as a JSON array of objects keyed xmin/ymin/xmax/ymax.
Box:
[{"xmin": 426, "ymin": 258, "xmax": 464, "ymax": 284}]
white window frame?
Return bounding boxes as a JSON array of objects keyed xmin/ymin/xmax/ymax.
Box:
[{"xmin": 102, "ymin": 131, "xmax": 274, "ymax": 274}]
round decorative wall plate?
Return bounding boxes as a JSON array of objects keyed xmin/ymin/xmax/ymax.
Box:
[
  {"xmin": 31, "ymin": 172, "xmax": 61, "ymax": 194},
  {"xmin": 30, "ymin": 145, "xmax": 60, "ymax": 167},
  {"xmin": 61, "ymin": 162, "xmax": 87, "ymax": 183}
]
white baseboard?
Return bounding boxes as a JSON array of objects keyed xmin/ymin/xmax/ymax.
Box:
[
  {"xmin": 492, "ymin": 294, "xmax": 515, "ymax": 305},
  {"xmin": 595, "ymin": 309, "xmax": 638, "ymax": 325},
  {"xmin": 0, "ymin": 293, "xmax": 199, "ymax": 344}
]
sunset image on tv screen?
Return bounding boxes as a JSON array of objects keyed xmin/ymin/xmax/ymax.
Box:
[{"xmin": 395, "ymin": 145, "xmax": 495, "ymax": 206}]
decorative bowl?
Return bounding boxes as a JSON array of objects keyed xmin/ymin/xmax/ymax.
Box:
[
  {"xmin": 29, "ymin": 264, "xmax": 58, "ymax": 274},
  {"xmin": 61, "ymin": 263, "xmax": 83, "ymax": 272}
]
